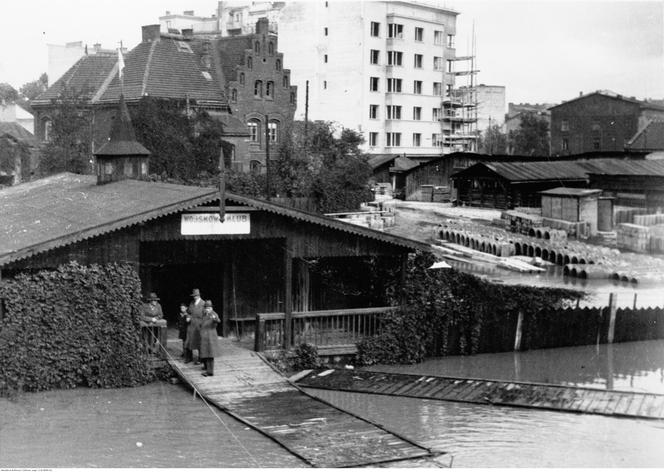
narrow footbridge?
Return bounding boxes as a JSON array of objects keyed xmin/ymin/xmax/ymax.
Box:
[
  {"xmin": 165, "ymin": 339, "xmax": 446, "ymax": 468},
  {"xmin": 296, "ymin": 369, "xmax": 664, "ymax": 420}
]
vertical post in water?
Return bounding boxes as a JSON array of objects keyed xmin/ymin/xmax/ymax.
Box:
[
  {"xmin": 607, "ymin": 292, "xmax": 618, "ymax": 344},
  {"xmin": 514, "ymin": 310, "xmax": 524, "ymax": 351}
]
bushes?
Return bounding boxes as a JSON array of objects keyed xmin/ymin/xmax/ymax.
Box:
[
  {"xmin": 0, "ymin": 262, "xmax": 153, "ymax": 396},
  {"xmin": 357, "ymin": 251, "xmax": 582, "ymax": 365}
]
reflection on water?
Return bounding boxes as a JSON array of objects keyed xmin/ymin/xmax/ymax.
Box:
[
  {"xmin": 449, "ymin": 258, "xmax": 664, "ymax": 308},
  {"xmin": 0, "ymin": 382, "xmax": 305, "ymax": 468},
  {"xmin": 306, "ymin": 387, "xmax": 664, "ymax": 468},
  {"xmin": 370, "ymin": 340, "xmax": 664, "ymax": 394}
]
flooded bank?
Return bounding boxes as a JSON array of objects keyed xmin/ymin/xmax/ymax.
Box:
[{"xmin": 0, "ymin": 381, "xmax": 305, "ymax": 468}]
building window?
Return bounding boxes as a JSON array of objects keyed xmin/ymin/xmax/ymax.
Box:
[
  {"xmin": 290, "ymin": 91, "xmax": 296, "ymax": 104},
  {"xmin": 247, "ymin": 56, "xmax": 253, "ymax": 69},
  {"xmin": 370, "ymin": 21, "xmax": 380, "ymax": 37},
  {"xmin": 369, "ymin": 132, "xmax": 378, "ymax": 147},
  {"xmin": 447, "ymin": 34, "xmax": 455, "ymax": 48},
  {"xmin": 591, "ymin": 120, "xmax": 601, "ymax": 132},
  {"xmin": 266, "ymin": 81, "xmax": 274, "ymax": 99},
  {"xmin": 387, "ymin": 51, "xmax": 403, "ymax": 66},
  {"xmin": 254, "ymin": 41, "xmax": 260, "ymax": 53},
  {"xmin": 433, "ymin": 82, "xmax": 442, "ymax": 96},
  {"xmin": 413, "ymin": 80, "xmax": 422, "ymax": 94},
  {"xmin": 276, "ymin": 59, "xmax": 281, "ymax": 71},
  {"xmin": 283, "ymin": 75, "xmax": 289, "ymax": 87},
  {"xmin": 434, "ymin": 30, "xmax": 443, "ymax": 45},
  {"xmin": 324, "ymin": 54, "xmax": 328, "ymax": 63},
  {"xmin": 433, "ymin": 56, "xmax": 443, "ymax": 70},
  {"xmin": 239, "ymin": 72, "xmax": 245, "ymax": 85},
  {"xmin": 250, "ymin": 160, "xmax": 261, "ymax": 173},
  {"xmin": 414, "ymin": 27, "xmax": 423, "ymax": 41},
  {"xmin": 324, "ymin": 27, "xmax": 328, "ymax": 36},
  {"xmin": 432, "ymin": 133, "xmax": 443, "ymax": 147},
  {"xmin": 388, "ymin": 23, "xmax": 403, "ymax": 39},
  {"xmin": 42, "ymin": 119, "xmax": 52, "ymax": 142},
  {"xmin": 593, "ymin": 136, "xmax": 601, "ymax": 150},
  {"xmin": 387, "ymin": 78, "xmax": 402, "ymax": 92},
  {"xmin": 386, "ymin": 132, "xmax": 401, "ymax": 147},
  {"xmin": 446, "ymin": 84, "xmax": 453, "ymax": 97},
  {"xmin": 413, "ymin": 106, "xmax": 421, "ymax": 120},
  {"xmin": 268, "ymin": 121, "xmax": 278, "ymax": 143},
  {"xmin": 104, "ymin": 161, "xmax": 114, "ymax": 175},
  {"xmin": 447, "ymin": 60, "xmax": 453, "ymax": 73},
  {"xmin": 413, "ymin": 133, "xmax": 421, "ymax": 146},
  {"xmin": 254, "ymin": 80, "xmax": 263, "ymax": 97},
  {"xmin": 231, "ymin": 88, "xmax": 237, "ymax": 101},
  {"xmin": 369, "ymin": 104, "xmax": 379, "ymax": 119},
  {"xmin": 432, "ymin": 108, "xmax": 441, "ymax": 121},
  {"xmin": 387, "ymin": 105, "xmax": 402, "ymax": 120},
  {"xmin": 268, "ymin": 42, "xmax": 274, "ymax": 56},
  {"xmin": 248, "ymin": 120, "xmax": 260, "ymax": 143},
  {"xmin": 323, "ymin": 80, "xmax": 327, "ymax": 89},
  {"xmin": 370, "ymin": 77, "xmax": 379, "ymax": 91},
  {"xmin": 370, "ymin": 49, "xmax": 380, "ymax": 65},
  {"xmin": 561, "ymin": 119, "xmax": 569, "ymax": 132},
  {"xmin": 414, "ymin": 54, "xmax": 423, "ymax": 68},
  {"xmin": 562, "ymin": 138, "xmax": 569, "ymax": 151}
]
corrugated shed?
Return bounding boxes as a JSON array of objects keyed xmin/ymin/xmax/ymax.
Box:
[
  {"xmin": 32, "ymin": 54, "xmax": 117, "ymax": 105},
  {"xmin": 0, "ymin": 174, "xmax": 427, "ymax": 266}
]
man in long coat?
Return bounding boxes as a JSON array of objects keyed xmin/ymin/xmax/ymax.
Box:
[
  {"xmin": 199, "ymin": 300, "xmax": 222, "ymax": 376},
  {"xmin": 184, "ymin": 288, "xmax": 204, "ymax": 363}
]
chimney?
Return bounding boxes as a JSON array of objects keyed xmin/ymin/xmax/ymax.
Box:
[
  {"xmin": 201, "ymin": 40, "xmax": 212, "ymax": 69},
  {"xmin": 142, "ymin": 24, "xmax": 161, "ymax": 43},
  {"xmin": 579, "ymin": 91, "xmax": 583, "ymax": 97},
  {"xmin": 256, "ymin": 17, "xmax": 269, "ymax": 34},
  {"xmin": 183, "ymin": 10, "xmax": 194, "ymax": 15},
  {"xmin": 93, "ymin": 43, "xmax": 102, "ymax": 53},
  {"xmin": 182, "ymin": 28, "xmax": 194, "ymax": 39}
]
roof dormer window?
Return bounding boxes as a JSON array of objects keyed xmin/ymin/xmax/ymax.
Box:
[{"xmin": 177, "ymin": 41, "xmax": 193, "ymax": 53}]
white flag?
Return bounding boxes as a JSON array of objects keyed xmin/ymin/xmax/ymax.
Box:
[{"xmin": 118, "ymin": 48, "xmax": 125, "ymax": 80}]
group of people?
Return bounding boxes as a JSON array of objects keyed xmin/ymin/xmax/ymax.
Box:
[
  {"xmin": 142, "ymin": 288, "xmax": 222, "ymax": 376},
  {"xmin": 177, "ymin": 288, "xmax": 222, "ymax": 377}
]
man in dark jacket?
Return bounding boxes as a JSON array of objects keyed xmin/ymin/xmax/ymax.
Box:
[
  {"xmin": 199, "ymin": 300, "xmax": 222, "ymax": 376},
  {"xmin": 184, "ymin": 288, "xmax": 204, "ymax": 363}
]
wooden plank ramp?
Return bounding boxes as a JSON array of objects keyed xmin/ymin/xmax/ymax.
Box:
[
  {"xmin": 163, "ymin": 338, "xmax": 446, "ymax": 468},
  {"xmin": 295, "ymin": 369, "xmax": 664, "ymax": 421}
]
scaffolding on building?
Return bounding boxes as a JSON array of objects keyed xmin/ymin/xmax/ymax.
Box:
[{"xmin": 441, "ymin": 30, "xmax": 479, "ymax": 153}]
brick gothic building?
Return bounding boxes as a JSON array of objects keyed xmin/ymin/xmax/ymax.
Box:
[
  {"xmin": 31, "ymin": 19, "xmax": 296, "ymax": 172},
  {"xmin": 549, "ymin": 91, "xmax": 664, "ymax": 156}
]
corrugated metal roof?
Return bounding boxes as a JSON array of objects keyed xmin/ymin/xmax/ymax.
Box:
[
  {"xmin": 453, "ymin": 159, "xmax": 664, "ymax": 183},
  {"xmin": 540, "ymin": 187, "xmax": 603, "ymax": 197},
  {"xmin": 1, "ymin": 174, "xmax": 427, "ymax": 266}
]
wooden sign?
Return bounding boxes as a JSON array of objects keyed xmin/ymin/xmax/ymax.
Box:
[{"xmin": 181, "ymin": 213, "xmax": 250, "ymax": 235}]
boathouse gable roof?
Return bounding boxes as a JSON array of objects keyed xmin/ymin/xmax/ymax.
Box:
[{"xmin": 0, "ymin": 173, "xmax": 426, "ymax": 267}]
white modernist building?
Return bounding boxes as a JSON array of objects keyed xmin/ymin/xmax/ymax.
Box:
[{"xmin": 159, "ymin": 1, "xmax": 472, "ymax": 155}]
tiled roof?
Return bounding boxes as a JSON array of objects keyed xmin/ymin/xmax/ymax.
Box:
[
  {"xmin": 389, "ymin": 156, "xmax": 420, "ymax": 172},
  {"xmin": 32, "ymin": 54, "xmax": 117, "ymax": 105},
  {"xmin": 627, "ymin": 120, "xmax": 664, "ymax": 151},
  {"xmin": 0, "ymin": 122, "xmax": 37, "ymax": 146},
  {"xmin": 0, "ymin": 174, "xmax": 427, "ymax": 266},
  {"xmin": 214, "ymin": 36, "xmax": 252, "ymax": 83},
  {"xmin": 97, "ymin": 39, "xmax": 227, "ymax": 106},
  {"xmin": 549, "ymin": 91, "xmax": 664, "ymax": 111},
  {"xmin": 368, "ymin": 154, "xmax": 396, "ymax": 170}
]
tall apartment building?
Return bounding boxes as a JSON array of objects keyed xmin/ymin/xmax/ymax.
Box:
[{"xmin": 160, "ymin": 1, "xmax": 474, "ymax": 156}]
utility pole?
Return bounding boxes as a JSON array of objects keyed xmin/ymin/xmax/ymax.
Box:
[
  {"xmin": 304, "ymin": 80, "xmax": 309, "ymax": 145},
  {"xmin": 265, "ymin": 114, "xmax": 271, "ymax": 200}
]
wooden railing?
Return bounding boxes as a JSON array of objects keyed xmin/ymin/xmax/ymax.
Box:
[
  {"xmin": 140, "ymin": 320, "xmax": 168, "ymax": 359},
  {"xmin": 254, "ymin": 306, "xmax": 396, "ymax": 352}
]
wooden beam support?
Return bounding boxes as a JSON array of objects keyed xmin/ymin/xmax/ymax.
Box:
[
  {"xmin": 283, "ymin": 238, "xmax": 293, "ymax": 349},
  {"xmin": 607, "ymin": 292, "xmax": 618, "ymax": 344}
]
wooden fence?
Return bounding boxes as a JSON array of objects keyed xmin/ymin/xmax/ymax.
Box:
[{"xmin": 255, "ymin": 307, "xmax": 394, "ymax": 352}]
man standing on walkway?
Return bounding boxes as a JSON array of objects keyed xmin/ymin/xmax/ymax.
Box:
[
  {"xmin": 184, "ymin": 288, "xmax": 204, "ymax": 363},
  {"xmin": 199, "ymin": 300, "xmax": 222, "ymax": 376}
]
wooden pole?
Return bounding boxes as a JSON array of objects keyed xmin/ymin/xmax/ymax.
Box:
[
  {"xmin": 0, "ymin": 269, "xmax": 4, "ymax": 322},
  {"xmin": 255, "ymin": 314, "xmax": 265, "ymax": 352},
  {"xmin": 283, "ymin": 238, "xmax": 293, "ymax": 349},
  {"xmin": 607, "ymin": 292, "xmax": 618, "ymax": 344},
  {"xmin": 514, "ymin": 310, "xmax": 524, "ymax": 351},
  {"xmin": 304, "ymin": 80, "xmax": 309, "ymax": 144},
  {"xmin": 633, "ymin": 292, "xmax": 638, "ymax": 310}
]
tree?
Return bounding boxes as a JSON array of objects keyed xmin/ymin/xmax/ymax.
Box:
[
  {"xmin": 20, "ymin": 73, "xmax": 48, "ymax": 101},
  {"xmin": 0, "ymin": 83, "xmax": 19, "ymax": 105},
  {"xmin": 479, "ymin": 124, "xmax": 507, "ymax": 154},
  {"xmin": 40, "ymin": 86, "xmax": 93, "ymax": 175},
  {"xmin": 509, "ymin": 112, "xmax": 550, "ymax": 156}
]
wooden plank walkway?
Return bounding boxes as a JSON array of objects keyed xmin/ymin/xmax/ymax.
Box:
[
  {"xmin": 163, "ymin": 338, "xmax": 446, "ymax": 468},
  {"xmin": 295, "ymin": 369, "xmax": 664, "ymax": 421}
]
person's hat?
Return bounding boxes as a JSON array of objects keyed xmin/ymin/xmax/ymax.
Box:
[
  {"xmin": 147, "ymin": 292, "xmax": 160, "ymax": 301},
  {"xmin": 191, "ymin": 288, "xmax": 201, "ymax": 297},
  {"xmin": 204, "ymin": 300, "xmax": 213, "ymax": 308}
]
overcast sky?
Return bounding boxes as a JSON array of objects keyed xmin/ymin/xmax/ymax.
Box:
[{"xmin": 1, "ymin": 0, "xmax": 662, "ymax": 106}]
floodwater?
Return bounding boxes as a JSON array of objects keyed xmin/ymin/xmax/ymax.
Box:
[
  {"xmin": 0, "ymin": 381, "xmax": 305, "ymax": 468},
  {"xmin": 2, "ymin": 341, "xmax": 663, "ymax": 468},
  {"xmin": 307, "ymin": 339, "xmax": 664, "ymax": 468},
  {"xmin": 448, "ymin": 258, "xmax": 664, "ymax": 308}
]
